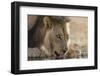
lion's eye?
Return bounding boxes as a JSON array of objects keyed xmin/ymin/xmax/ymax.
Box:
[{"xmin": 56, "ymin": 34, "xmax": 62, "ymax": 40}]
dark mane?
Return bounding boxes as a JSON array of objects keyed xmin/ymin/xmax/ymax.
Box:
[
  {"xmin": 28, "ymin": 16, "xmax": 46, "ymax": 47},
  {"xmin": 49, "ymin": 16, "xmax": 70, "ymax": 24}
]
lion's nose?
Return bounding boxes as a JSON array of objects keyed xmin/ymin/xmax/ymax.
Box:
[{"xmin": 62, "ymin": 48, "xmax": 67, "ymax": 53}]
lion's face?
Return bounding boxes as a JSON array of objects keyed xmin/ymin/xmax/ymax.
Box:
[{"xmin": 48, "ymin": 24, "xmax": 68, "ymax": 59}]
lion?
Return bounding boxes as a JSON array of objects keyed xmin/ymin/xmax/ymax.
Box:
[{"xmin": 28, "ymin": 16, "xmax": 70, "ymax": 60}]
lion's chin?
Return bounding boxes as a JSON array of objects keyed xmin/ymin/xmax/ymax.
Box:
[
  {"xmin": 54, "ymin": 51, "xmax": 65, "ymax": 59},
  {"xmin": 55, "ymin": 55, "xmax": 64, "ymax": 59}
]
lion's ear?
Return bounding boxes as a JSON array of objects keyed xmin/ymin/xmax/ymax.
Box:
[{"xmin": 43, "ymin": 17, "xmax": 52, "ymax": 29}]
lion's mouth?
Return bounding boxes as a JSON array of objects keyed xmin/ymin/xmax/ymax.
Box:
[{"xmin": 54, "ymin": 51, "xmax": 64, "ymax": 59}]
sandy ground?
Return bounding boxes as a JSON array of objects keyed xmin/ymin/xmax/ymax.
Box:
[{"xmin": 69, "ymin": 16, "xmax": 88, "ymax": 46}]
